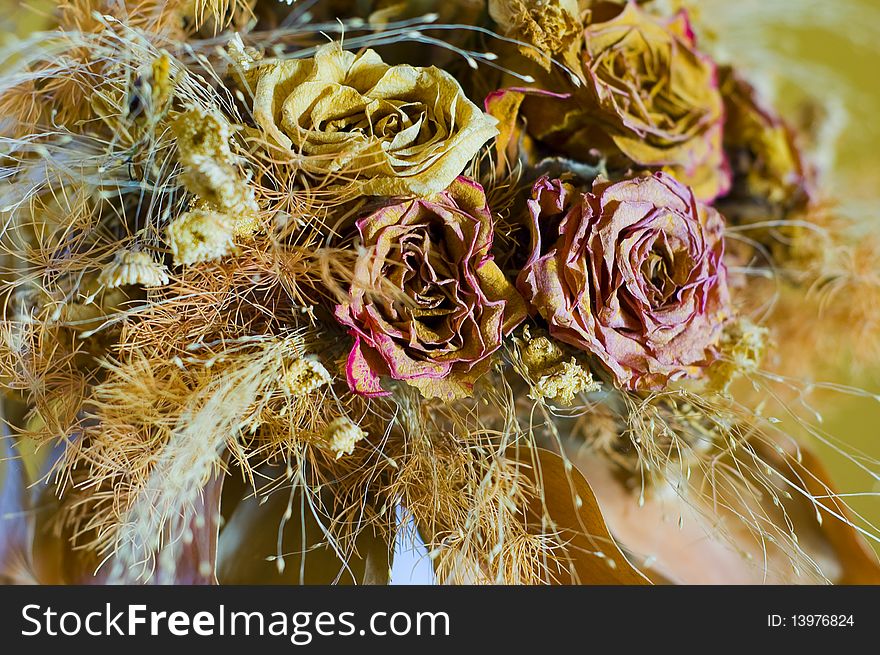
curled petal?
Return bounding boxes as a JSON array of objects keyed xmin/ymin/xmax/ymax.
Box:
[{"xmin": 345, "ymin": 336, "xmax": 391, "ymax": 397}]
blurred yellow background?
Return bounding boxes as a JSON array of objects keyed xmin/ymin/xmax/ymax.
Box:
[{"xmin": 699, "ymin": 0, "xmax": 880, "ymax": 551}]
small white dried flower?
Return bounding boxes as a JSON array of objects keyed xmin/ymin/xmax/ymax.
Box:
[
  {"xmin": 709, "ymin": 318, "xmax": 769, "ymax": 392},
  {"xmin": 532, "ymin": 358, "xmax": 600, "ymax": 405},
  {"xmin": 166, "ymin": 209, "xmax": 235, "ymax": 266},
  {"xmin": 521, "ymin": 333, "xmax": 566, "ymax": 372},
  {"xmin": 282, "ymin": 358, "xmax": 332, "ymax": 396},
  {"xmin": 226, "ymin": 34, "xmax": 262, "ymax": 72},
  {"xmin": 323, "ymin": 417, "xmax": 367, "ymax": 459},
  {"xmin": 98, "ymin": 250, "xmax": 170, "ymax": 289},
  {"xmin": 518, "ymin": 329, "xmax": 599, "ymax": 403}
]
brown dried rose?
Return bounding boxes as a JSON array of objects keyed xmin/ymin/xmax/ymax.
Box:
[
  {"xmin": 521, "ymin": 2, "xmax": 730, "ymax": 202},
  {"xmin": 720, "ymin": 66, "xmax": 812, "ymax": 213},
  {"xmin": 517, "ymin": 172, "xmax": 731, "ymax": 389},
  {"xmin": 336, "ymin": 177, "xmax": 526, "ymax": 400}
]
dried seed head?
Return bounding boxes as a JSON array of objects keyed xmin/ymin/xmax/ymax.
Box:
[
  {"xmin": 98, "ymin": 249, "xmax": 170, "ymax": 288},
  {"xmin": 166, "ymin": 209, "xmax": 235, "ymax": 266},
  {"xmin": 174, "ymin": 107, "xmax": 236, "ymax": 167},
  {"xmin": 322, "ymin": 417, "xmax": 367, "ymax": 459},
  {"xmin": 150, "ymin": 54, "xmax": 173, "ymax": 110},
  {"xmin": 232, "ymin": 211, "xmax": 261, "ymax": 239}
]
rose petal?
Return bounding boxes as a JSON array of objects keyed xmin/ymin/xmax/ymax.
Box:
[{"xmin": 346, "ymin": 336, "xmax": 390, "ymax": 397}]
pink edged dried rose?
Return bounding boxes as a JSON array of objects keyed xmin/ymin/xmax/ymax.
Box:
[
  {"xmin": 520, "ymin": 2, "xmax": 730, "ymax": 202},
  {"xmin": 336, "ymin": 177, "xmax": 527, "ymax": 400},
  {"xmin": 517, "ymin": 172, "xmax": 731, "ymax": 390}
]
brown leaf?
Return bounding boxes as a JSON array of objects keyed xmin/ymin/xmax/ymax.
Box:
[
  {"xmin": 569, "ymin": 448, "xmax": 766, "ymax": 584},
  {"xmin": 507, "ymin": 446, "xmax": 649, "ymax": 584},
  {"xmin": 568, "ymin": 435, "xmax": 880, "ymax": 584},
  {"xmin": 761, "ymin": 442, "xmax": 880, "ymax": 584}
]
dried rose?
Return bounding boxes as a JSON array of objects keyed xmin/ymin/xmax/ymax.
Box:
[
  {"xmin": 249, "ymin": 43, "xmax": 498, "ymax": 196},
  {"xmin": 521, "ymin": 3, "xmax": 730, "ymax": 202},
  {"xmin": 336, "ymin": 177, "xmax": 526, "ymax": 400},
  {"xmin": 719, "ymin": 66, "xmax": 812, "ymax": 214},
  {"xmin": 517, "ymin": 172, "xmax": 731, "ymax": 389}
]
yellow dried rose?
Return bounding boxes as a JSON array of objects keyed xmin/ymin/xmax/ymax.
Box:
[
  {"xmin": 719, "ymin": 67, "xmax": 812, "ymax": 212},
  {"xmin": 521, "ymin": 3, "xmax": 730, "ymax": 202},
  {"xmin": 249, "ymin": 43, "xmax": 498, "ymax": 196}
]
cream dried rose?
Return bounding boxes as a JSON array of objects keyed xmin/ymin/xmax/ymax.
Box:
[{"xmin": 249, "ymin": 43, "xmax": 498, "ymax": 196}]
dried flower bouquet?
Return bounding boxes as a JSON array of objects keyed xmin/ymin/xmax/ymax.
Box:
[{"xmin": 0, "ymin": 0, "xmax": 878, "ymax": 585}]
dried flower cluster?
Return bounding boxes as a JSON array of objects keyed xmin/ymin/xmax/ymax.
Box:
[{"xmin": 0, "ymin": 0, "xmax": 878, "ymax": 587}]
